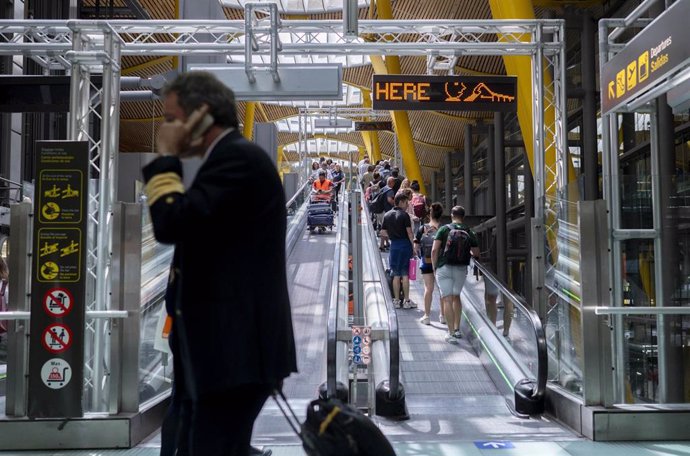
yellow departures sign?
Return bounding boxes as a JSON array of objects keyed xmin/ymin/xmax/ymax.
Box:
[{"xmin": 601, "ymin": 0, "xmax": 690, "ymax": 114}]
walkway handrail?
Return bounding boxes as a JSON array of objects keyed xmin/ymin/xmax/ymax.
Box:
[
  {"xmin": 285, "ymin": 180, "xmax": 310, "ymax": 210},
  {"xmin": 360, "ymin": 199, "xmax": 402, "ymax": 398},
  {"xmin": 326, "ymin": 196, "xmax": 346, "ymax": 397},
  {"xmin": 0, "ymin": 176, "xmax": 23, "ymax": 203},
  {"xmin": 472, "ymin": 260, "xmax": 547, "ymax": 405}
]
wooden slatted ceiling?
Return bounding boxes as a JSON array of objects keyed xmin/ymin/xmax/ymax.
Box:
[{"xmin": 117, "ymin": 0, "xmax": 587, "ymax": 173}]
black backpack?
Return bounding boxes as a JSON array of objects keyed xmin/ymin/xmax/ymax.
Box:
[
  {"xmin": 420, "ymin": 224, "xmax": 438, "ymax": 263},
  {"xmin": 370, "ymin": 187, "xmax": 389, "ymax": 214},
  {"xmin": 442, "ymin": 224, "xmax": 473, "ymax": 265}
]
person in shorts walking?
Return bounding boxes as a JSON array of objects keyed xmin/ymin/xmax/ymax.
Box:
[
  {"xmin": 381, "ymin": 192, "xmax": 415, "ymax": 309},
  {"xmin": 431, "ymin": 206, "xmax": 479, "ymax": 344}
]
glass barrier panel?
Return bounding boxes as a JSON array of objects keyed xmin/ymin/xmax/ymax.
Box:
[
  {"xmin": 285, "ymin": 183, "xmax": 312, "ymax": 231},
  {"xmin": 541, "ymin": 196, "xmax": 584, "ymax": 396},
  {"xmin": 620, "ymin": 239, "xmax": 655, "ymax": 307},
  {"xmin": 545, "ymin": 291, "xmax": 583, "ymax": 395},
  {"xmin": 620, "ymin": 173, "xmax": 653, "ymax": 230},
  {"xmin": 621, "ymin": 314, "xmax": 690, "ymax": 404},
  {"xmin": 464, "ymin": 266, "xmax": 539, "ymax": 380},
  {"xmin": 138, "ymin": 205, "xmax": 174, "ymax": 407}
]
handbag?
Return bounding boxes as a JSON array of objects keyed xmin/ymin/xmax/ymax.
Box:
[{"xmin": 408, "ymin": 258, "xmax": 417, "ymax": 281}]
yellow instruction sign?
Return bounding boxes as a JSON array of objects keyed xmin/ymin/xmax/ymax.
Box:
[{"xmin": 38, "ymin": 170, "xmax": 83, "ymax": 224}]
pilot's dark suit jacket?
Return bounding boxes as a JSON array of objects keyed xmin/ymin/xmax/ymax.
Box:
[{"xmin": 143, "ymin": 129, "xmax": 297, "ymax": 398}]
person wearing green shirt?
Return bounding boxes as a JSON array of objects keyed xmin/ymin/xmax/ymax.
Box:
[{"xmin": 431, "ymin": 206, "xmax": 479, "ymax": 344}]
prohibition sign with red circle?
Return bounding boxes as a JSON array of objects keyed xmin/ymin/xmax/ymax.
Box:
[
  {"xmin": 41, "ymin": 323, "xmax": 73, "ymax": 354},
  {"xmin": 43, "ymin": 287, "xmax": 74, "ymax": 317}
]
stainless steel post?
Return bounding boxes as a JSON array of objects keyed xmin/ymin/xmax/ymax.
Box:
[
  {"xmin": 494, "ymin": 113, "xmax": 507, "ymax": 283},
  {"xmin": 109, "ymin": 202, "xmax": 143, "ymax": 413},
  {"xmin": 579, "ymin": 200, "xmax": 613, "ymax": 406},
  {"xmin": 91, "ymin": 30, "xmax": 117, "ymax": 412},
  {"xmin": 5, "ymin": 202, "xmax": 32, "ymax": 417},
  {"xmin": 531, "ymin": 24, "xmax": 546, "ymax": 315},
  {"xmin": 582, "ymin": 14, "xmax": 598, "ymax": 201}
]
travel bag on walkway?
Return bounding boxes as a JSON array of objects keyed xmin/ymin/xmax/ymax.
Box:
[{"xmin": 272, "ymin": 389, "xmax": 396, "ymax": 456}]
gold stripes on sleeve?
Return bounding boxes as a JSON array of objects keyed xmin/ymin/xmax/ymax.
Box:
[{"xmin": 145, "ymin": 172, "xmax": 185, "ymax": 206}]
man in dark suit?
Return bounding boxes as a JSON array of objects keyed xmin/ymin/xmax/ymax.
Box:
[{"xmin": 143, "ymin": 71, "xmax": 298, "ymax": 456}]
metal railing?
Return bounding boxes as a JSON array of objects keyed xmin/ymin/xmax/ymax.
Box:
[
  {"xmin": 0, "ymin": 176, "xmax": 23, "ymax": 206},
  {"xmin": 326, "ymin": 197, "xmax": 347, "ymax": 398},
  {"xmin": 285, "ymin": 181, "xmax": 312, "ymax": 256},
  {"xmin": 360, "ymin": 199, "xmax": 402, "ymax": 399},
  {"xmin": 464, "ymin": 260, "xmax": 547, "ymax": 415}
]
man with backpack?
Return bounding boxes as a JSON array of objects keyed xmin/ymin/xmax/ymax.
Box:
[
  {"xmin": 371, "ymin": 177, "xmax": 396, "ymax": 251},
  {"xmin": 431, "ymin": 206, "xmax": 480, "ymax": 344}
]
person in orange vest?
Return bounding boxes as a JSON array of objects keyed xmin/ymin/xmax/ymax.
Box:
[{"xmin": 312, "ymin": 170, "xmax": 335, "ymax": 210}]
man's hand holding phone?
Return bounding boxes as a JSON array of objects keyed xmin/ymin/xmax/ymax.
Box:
[{"xmin": 156, "ymin": 104, "xmax": 211, "ymax": 157}]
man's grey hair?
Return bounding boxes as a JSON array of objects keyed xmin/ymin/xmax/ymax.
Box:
[{"xmin": 162, "ymin": 71, "xmax": 239, "ymax": 129}]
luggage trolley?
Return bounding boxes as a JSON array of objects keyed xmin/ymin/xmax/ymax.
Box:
[{"xmin": 307, "ymin": 191, "xmax": 335, "ymax": 234}]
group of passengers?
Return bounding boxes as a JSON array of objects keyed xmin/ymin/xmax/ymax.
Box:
[
  {"xmin": 310, "ymin": 157, "xmax": 345, "ymax": 212},
  {"xmin": 358, "ymin": 155, "xmax": 480, "ymax": 344}
]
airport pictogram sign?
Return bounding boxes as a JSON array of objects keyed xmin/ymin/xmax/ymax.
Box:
[
  {"xmin": 352, "ymin": 325, "xmax": 372, "ymax": 365},
  {"xmin": 42, "ymin": 323, "xmax": 72, "ymax": 354},
  {"xmin": 41, "ymin": 358, "xmax": 72, "ymax": 390},
  {"xmin": 600, "ymin": 0, "xmax": 690, "ymax": 114},
  {"xmin": 43, "ymin": 287, "xmax": 74, "ymax": 317}
]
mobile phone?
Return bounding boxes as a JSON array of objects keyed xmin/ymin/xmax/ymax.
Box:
[{"xmin": 190, "ymin": 113, "xmax": 215, "ymax": 143}]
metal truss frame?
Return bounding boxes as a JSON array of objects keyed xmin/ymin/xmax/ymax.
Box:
[
  {"xmin": 598, "ymin": 12, "xmax": 689, "ymax": 405},
  {"xmin": 0, "ymin": 15, "xmax": 566, "ymax": 415}
]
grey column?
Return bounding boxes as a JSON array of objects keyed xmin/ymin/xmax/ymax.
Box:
[
  {"xmin": 444, "ymin": 152, "xmax": 452, "ymax": 215},
  {"xmin": 179, "ymin": 0, "xmax": 225, "ymax": 68},
  {"xmin": 494, "ymin": 112, "xmax": 507, "ymax": 283},
  {"xmin": 487, "ymin": 126, "xmax": 496, "ymax": 216},
  {"xmin": 487, "ymin": 125, "xmax": 497, "ymax": 271},
  {"xmin": 524, "ymin": 153, "xmax": 534, "ymax": 303},
  {"xmin": 464, "ymin": 124, "xmax": 473, "ymax": 214},
  {"xmin": 621, "ymin": 114, "xmax": 636, "ymax": 152},
  {"xmin": 657, "ymin": 95, "xmax": 683, "ymax": 403},
  {"xmin": 581, "ymin": 13, "xmax": 598, "ymax": 201},
  {"xmin": 430, "ymin": 171, "xmax": 438, "ymax": 203}
]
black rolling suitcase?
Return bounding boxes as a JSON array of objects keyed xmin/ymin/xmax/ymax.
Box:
[{"xmin": 272, "ymin": 389, "xmax": 396, "ymax": 456}]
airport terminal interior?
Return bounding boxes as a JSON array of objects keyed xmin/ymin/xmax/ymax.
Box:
[{"xmin": 1, "ymin": 0, "xmax": 690, "ymax": 454}]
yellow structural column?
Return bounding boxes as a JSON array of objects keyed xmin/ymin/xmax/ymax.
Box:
[
  {"xmin": 243, "ymin": 102, "xmax": 257, "ymax": 140},
  {"xmin": 375, "ymin": 0, "xmax": 426, "ymax": 195},
  {"xmin": 488, "ymin": 0, "xmax": 577, "ymax": 197},
  {"xmin": 360, "ymin": 89, "xmax": 382, "ymax": 162}
]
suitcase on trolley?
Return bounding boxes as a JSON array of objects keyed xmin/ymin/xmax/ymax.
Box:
[
  {"xmin": 308, "ymin": 214, "xmax": 334, "ymax": 227},
  {"xmin": 272, "ymin": 389, "xmax": 396, "ymax": 456},
  {"xmin": 308, "ymin": 201, "xmax": 332, "ymax": 215}
]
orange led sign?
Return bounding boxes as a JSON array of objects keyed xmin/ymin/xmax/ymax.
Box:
[{"xmin": 372, "ymin": 75, "xmax": 517, "ymax": 112}]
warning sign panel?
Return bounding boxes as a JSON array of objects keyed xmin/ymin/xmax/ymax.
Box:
[
  {"xmin": 43, "ymin": 287, "xmax": 74, "ymax": 317},
  {"xmin": 352, "ymin": 325, "xmax": 372, "ymax": 366},
  {"xmin": 29, "ymin": 141, "xmax": 88, "ymax": 418},
  {"xmin": 41, "ymin": 358, "xmax": 72, "ymax": 389},
  {"xmin": 42, "ymin": 324, "xmax": 72, "ymax": 354},
  {"xmin": 38, "ymin": 170, "xmax": 83, "ymax": 224},
  {"xmin": 36, "ymin": 229, "xmax": 82, "ymax": 283}
]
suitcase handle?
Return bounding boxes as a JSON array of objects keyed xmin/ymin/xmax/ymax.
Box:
[{"xmin": 271, "ymin": 389, "xmax": 302, "ymax": 438}]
